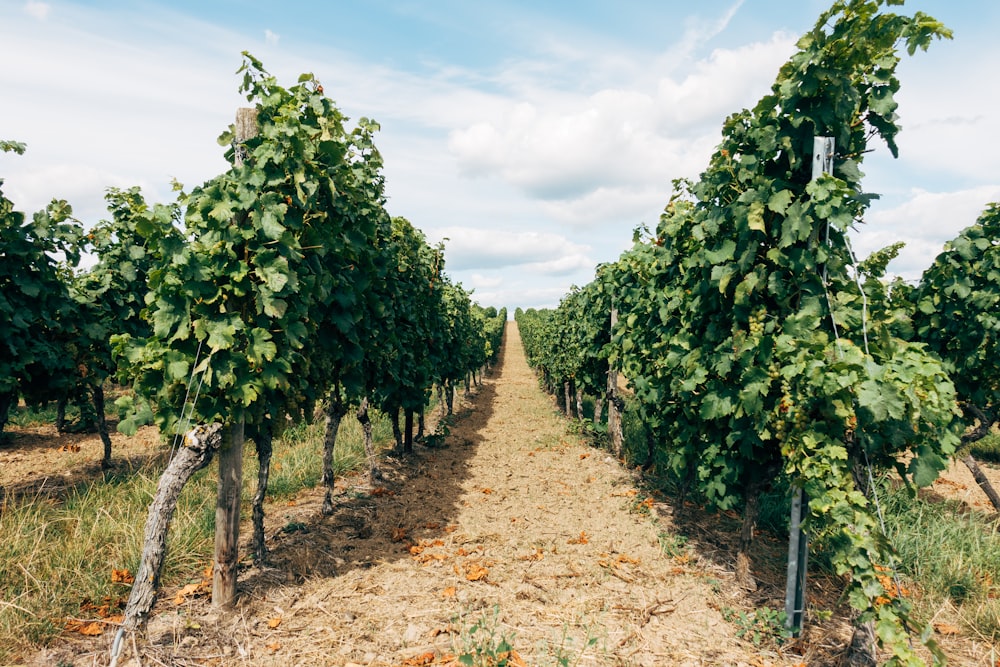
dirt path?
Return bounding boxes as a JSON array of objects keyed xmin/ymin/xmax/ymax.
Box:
[{"xmin": 37, "ymin": 322, "xmax": 770, "ymax": 667}]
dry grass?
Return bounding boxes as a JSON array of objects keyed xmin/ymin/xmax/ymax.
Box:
[{"xmin": 6, "ymin": 324, "xmax": 1000, "ymax": 666}]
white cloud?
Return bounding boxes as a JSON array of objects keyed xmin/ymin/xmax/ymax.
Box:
[
  {"xmin": 655, "ymin": 33, "xmax": 797, "ymax": 130},
  {"xmin": 264, "ymin": 29, "xmax": 279, "ymax": 47},
  {"xmin": 24, "ymin": 1, "xmax": 50, "ymax": 20},
  {"xmin": 469, "ymin": 273, "xmax": 503, "ymax": 289},
  {"xmin": 854, "ymin": 185, "xmax": 1000, "ymax": 281},
  {"xmin": 434, "ymin": 226, "xmax": 592, "ymax": 273},
  {"xmin": 447, "ymin": 32, "xmax": 794, "ymax": 219}
]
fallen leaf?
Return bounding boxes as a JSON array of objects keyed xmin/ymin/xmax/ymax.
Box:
[
  {"xmin": 286, "ymin": 499, "xmax": 296, "ymax": 507},
  {"xmin": 391, "ymin": 526, "xmax": 409, "ymax": 542},
  {"xmin": 371, "ymin": 487, "xmax": 394, "ymax": 497},
  {"xmin": 65, "ymin": 620, "xmax": 105, "ymax": 636},
  {"xmin": 480, "ymin": 487, "xmax": 493, "ymax": 495},
  {"xmin": 464, "ymin": 563, "xmax": 489, "ymax": 581},
  {"xmin": 400, "ymin": 652, "xmax": 435, "ymax": 666},
  {"xmin": 267, "ymin": 617, "xmax": 282, "ymax": 629},
  {"xmin": 266, "ymin": 641, "xmax": 281, "ymax": 651},
  {"xmin": 423, "ymin": 522, "xmax": 441, "ymax": 529},
  {"xmin": 580, "ymin": 453, "xmax": 590, "ymax": 459},
  {"xmin": 440, "ymin": 586, "xmax": 457, "ymax": 598},
  {"xmin": 173, "ymin": 582, "xmax": 203, "ymax": 605},
  {"xmin": 933, "ymin": 623, "xmax": 962, "ymax": 635},
  {"xmin": 568, "ymin": 531, "xmax": 589, "ymax": 545},
  {"xmin": 111, "ymin": 568, "xmax": 134, "ymax": 585},
  {"xmin": 519, "ymin": 548, "xmax": 544, "ymax": 562},
  {"xmin": 499, "ymin": 649, "xmax": 527, "ymax": 667}
]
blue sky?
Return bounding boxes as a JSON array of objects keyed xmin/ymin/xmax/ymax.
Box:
[{"xmin": 2, "ymin": 0, "xmax": 999, "ymax": 311}]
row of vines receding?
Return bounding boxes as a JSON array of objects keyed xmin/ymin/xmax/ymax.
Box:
[
  {"xmin": 2, "ymin": 54, "xmax": 507, "ymax": 636},
  {"xmin": 516, "ymin": 1, "xmax": 1000, "ymax": 665}
]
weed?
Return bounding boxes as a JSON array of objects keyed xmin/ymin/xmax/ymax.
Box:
[
  {"xmin": 970, "ymin": 432, "xmax": 1000, "ymax": 464},
  {"xmin": 0, "ymin": 404, "xmax": 399, "ymax": 661},
  {"xmin": 657, "ymin": 531, "xmax": 688, "ymax": 559},
  {"xmin": 722, "ymin": 606, "xmax": 791, "ymax": 647},
  {"xmin": 546, "ymin": 623, "xmax": 600, "ymax": 667},
  {"xmin": 423, "ymin": 417, "xmax": 452, "ymax": 449},
  {"xmin": 454, "ymin": 606, "xmax": 521, "ymax": 667}
]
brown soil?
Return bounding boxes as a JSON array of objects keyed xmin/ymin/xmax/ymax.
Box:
[{"xmin": 10, "ymin": 323, "xmax": 1000, "ymax": 666}]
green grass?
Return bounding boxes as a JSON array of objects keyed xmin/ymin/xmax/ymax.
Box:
[
  {"xmin": 880, "ymin": 483, "xmax": 1000, "ymax": 640},
  {"xmin": 0, "ymin": 407, "xmax": 400, "ymax": 662},
  {"xmin": 5, "ymin": 401, "xmax": 72, "ymax": 429},
  {"xmin": 969, "ymin": 431, "xmax": 1000, "ymax": 464},
  {"xmin": 613, "ymin": 400, "xmax": 1000, "ymax": 645}
]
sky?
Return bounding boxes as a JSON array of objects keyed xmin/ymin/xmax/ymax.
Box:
[{"xmin": 2, "ymin": 0, "xmax": 999, "ymax": 313}]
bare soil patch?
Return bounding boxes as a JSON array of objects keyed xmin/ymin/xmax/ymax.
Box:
[{"xmin": 13, "ymin": 322, "xmax": 1000, "ymax": 666}]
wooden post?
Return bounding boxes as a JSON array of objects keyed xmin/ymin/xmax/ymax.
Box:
[
  {"xmin": 213, "ymin": 421, "xmax": 244, "ymax": 607},
  {"xmin": 212, "ymin": 107, "xmax": 257, "ymax": 608}
]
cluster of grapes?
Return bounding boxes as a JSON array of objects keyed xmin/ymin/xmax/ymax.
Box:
[
  {"xmin": 748, "ymin": 309, "xmax": 767, "ymax": 338},
  {"xmin": 770, "ymin": 362, "xmax": 809, "ymax": 441}
]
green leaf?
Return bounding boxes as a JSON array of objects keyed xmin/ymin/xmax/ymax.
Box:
[
  {"xmin": 747, "ymin": 201, "xmax": 766, "ymax": 233},
  {"xmin": 767, "ymin": 189, "xmax": 792, "ymax": 215},
  {"xmin": 257, "ymin": 255, "xmax": 290, "ymax": 293},
  {"xmin": 200, "ymin": 317, "xmax": 238, "ymax": 351}
]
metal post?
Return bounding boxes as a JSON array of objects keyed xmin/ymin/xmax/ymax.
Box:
[
  {"xmin": 784, "ymin": 487, "xmax": 808, "ymax": 635},
  {"xmin": 784, "ymin": 136, "xmax": 833, "ymax": 636}
]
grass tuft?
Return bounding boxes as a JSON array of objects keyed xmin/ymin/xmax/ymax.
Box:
[{"xmin": 0, "ymin": 408, "xmax": 398, "ymax": 661}]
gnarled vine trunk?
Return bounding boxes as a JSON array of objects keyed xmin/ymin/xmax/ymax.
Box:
[
  {"xmin": 250, "ymin": 424, "xmax": 273, "ymax": 564},
  {"xmin": 0, "ymin": 390, "xmax": 15, "ymax": 438},
  {"xmin": 92, "ymin": 384, "xmax": 113, "ymax": 469},
  {"xmin": 358, "ymin": 397, "xmax": 381, "ymax": 482},
  {"xmin": 321, "ymin": 398, "xmax": 346, "ymax": 515},
  {"xmin": 120, "ymin": 423, "xmax": 224, "ymax": 631}
]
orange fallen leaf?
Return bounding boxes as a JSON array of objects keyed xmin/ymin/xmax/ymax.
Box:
[
  {"xmin": 413, "ymin": 552, "xmax": 449, "ymax": 564},
  {"xmin": 424, "ymin": 522, "xmax": 441, "ymax": 529},
  {"xmin": 519, "ymin": 548, "xmax": 544, "ymax": 562},
  {"xmin": 499, "ymin": 649, "xmax": 527, "ymax": 667},
  {"xmin": 267, "ymin": 617, "xmax": 282, "ymax": 629},
  {"xmin": 580, "ymin": 453, "xmax": 590, "ymax": 459},
  {"xmin": 464, "ymin": 563, "xmax": 489, "ymax": 581},
  {"xmin": 65, "ymin": 620, "xmax": 105, "ymax": 636},
  {"xmin": 391, "ymin": 526, "xmax": 409, "ymax": 542},
  {"xmin": 444, "ymin": 524, "xmax": 458, "ymax": 533},
  {"xmin": 480, "ymin": 487, "xmax": 493, "ymax": 495},
  {"xmin": 933, "ymin": 623, "xmax": 962, "ymax": 635},
  {"xmin": 371, "ymin": 487, "xmax": 394, "ymax": 497},
  {"xmin": 286, "ymin": 499, "xmax": 296, "ymax": 507},
  {"xmin": 266, "ymin": 641, "xmax": 281, "ymax": 651},
  {"xmin": 111, "ymin": 568, "xmax": 134, "ymax": 585},
  {"xmin": 400, "ymin": 652, "xmax": 435, "ymax": 666},
  {"xmin": 568, "ymin": 531, "xmax": 589, "ymax": 545},
  {"xmin": 440, "ymin": 586, "xmax": 457, "ymax": 598},
  {"xmin": 173, "ymin": 582, "xmax": 203, "ymax": 605}
]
